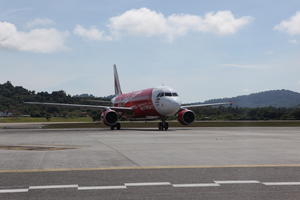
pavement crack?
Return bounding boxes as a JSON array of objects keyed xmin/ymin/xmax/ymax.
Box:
[{"xmin": 97, "ymin": 140, "xmax": 141, "ymax": 167}]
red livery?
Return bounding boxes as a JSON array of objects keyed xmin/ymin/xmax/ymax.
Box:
[{"xmin": 25, "ymin": 65, "xmax": 231, "ymax": 131}]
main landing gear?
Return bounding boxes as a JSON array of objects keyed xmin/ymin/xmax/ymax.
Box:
[
  {"xmin": 110, "ymin": 123, "xmax": 121, "ymax": 130},
  {"xmin": 158, "ymin": 121, "xmax": 169, "ymax": 131}
]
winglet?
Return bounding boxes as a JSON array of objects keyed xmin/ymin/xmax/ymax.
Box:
[{"xmin": 113, "ymin": 64, "xmax": 122, "ymax": 95}]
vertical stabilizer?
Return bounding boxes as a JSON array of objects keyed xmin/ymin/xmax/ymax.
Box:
[{"xmin": 113, "ymin": 64, "xmax": 122, "ymax": 95}]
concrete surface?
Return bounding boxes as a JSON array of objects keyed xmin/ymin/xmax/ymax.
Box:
[{"xmin": 0, "ymin": 127, "xmax": 300, "ymax": 170}]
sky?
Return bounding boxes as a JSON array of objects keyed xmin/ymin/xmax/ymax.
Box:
[{"xmin": 0, "ymin": 0, "xmax": 300, "ymax": 102}]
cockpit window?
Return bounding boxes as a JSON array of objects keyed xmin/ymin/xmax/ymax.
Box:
[{"xmin": 157, "ymin": 92, "xmax": 178, "ymax": 97}]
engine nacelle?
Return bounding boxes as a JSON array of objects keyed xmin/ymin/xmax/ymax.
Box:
[
  {"xmin": 177, "ymin": 109, "xmax": 195, "ymax": 125},
  {"xmin": 101, "ymin": 109, "xmax": 118, "ymax": 126}
]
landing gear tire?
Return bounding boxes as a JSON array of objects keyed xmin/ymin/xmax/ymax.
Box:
[
  {"xmin": 158, "ymin": 122, "xmax": 163, "ymax": 131},
  {"xmin": 164, "ymin": 122, "xmax": 169, "ymax": 131},
  {"xmin": 111, "ymin": 123, "xmax": 121, "ymax": 130},
  {"xmin": 158, "ymin": 122, "xmax": 169, "ymax": 131},
  {"xmin": 116, "ymin": 123, "xmax": 121, "ymax": 130}
]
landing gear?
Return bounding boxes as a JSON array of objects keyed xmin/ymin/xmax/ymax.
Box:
[
  {"xmin": 158, "ymin": 121, "xmax": 169, "ymax": 131},
  {"xmin": 110, "ymin": 123, "xmax": 121, "ymax": 130},
  {"xmin": 116, "ymin": 123, "xmax": 121, "ymax": 130}
]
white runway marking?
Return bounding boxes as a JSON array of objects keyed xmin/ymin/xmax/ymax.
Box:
[
  {"xmin": 78, "ymin": 185, "xmax": 126, "ymax": 190},
  {"xmin": 263, "ymin": 182, "xmax": 300, "ymax": 186},
  {"xmin": 2, "ymin": 179, "xmax": 300, "ymax": 193},
  {"xmin": 0, "ymin": 189, "xmax": 28, "ymax": 193},
  {"xmin": 29, "ymin": 184, "xmax": 78, "ymax": 190},
  {"xmin": 214, "ymin": 180, "xmax": 260, "ymax": 184},
  {"xmin": 173, "ymin": 183, "xmax": 220, "ymax": 187},
  {"xmin": 125, "ymin": 182, "xmax": 171, "ymax": 186}
]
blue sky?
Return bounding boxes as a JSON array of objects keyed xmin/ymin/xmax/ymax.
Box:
[{"xmin": 0, "ymin": 0, "xmax": 300, "ymax": 102}]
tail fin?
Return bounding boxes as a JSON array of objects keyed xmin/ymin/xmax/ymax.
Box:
[{"xmin": 113, "ymin": 64, "xmax": 122, "ymax": 95}]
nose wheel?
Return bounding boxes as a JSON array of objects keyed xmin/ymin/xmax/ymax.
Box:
[{"xmin": 158, "ymin": 122, "xmax": 169, "ymax": 131}]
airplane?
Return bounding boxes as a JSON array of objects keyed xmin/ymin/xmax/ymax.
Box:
[{"xmin": 25, "ymin": 65, "xmax": 231, "ymax": 131}]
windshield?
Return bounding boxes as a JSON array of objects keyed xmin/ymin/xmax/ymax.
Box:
[{"xmin": 157, "ymin": 92, "xmax": 178, "ymax": 97}]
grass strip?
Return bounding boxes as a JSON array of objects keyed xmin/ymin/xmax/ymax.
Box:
[{"xmin": 43, "ymin": 121, "xmax": 300, "ymax": 129}]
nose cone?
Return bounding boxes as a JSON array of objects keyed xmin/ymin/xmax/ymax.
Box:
[{"xmin": 159, "ymin": 97, "xmax": 181, "ymax": 116}]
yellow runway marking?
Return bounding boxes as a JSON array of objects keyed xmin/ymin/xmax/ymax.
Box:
[{"xmin": 1, "ymin": 164, "xmax": 300, "ymax": 173}]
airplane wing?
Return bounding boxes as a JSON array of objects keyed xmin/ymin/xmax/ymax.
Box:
[
  {"xmin": 24, "ymin": 102, "xmax": 133, "ymax": 112},
  {"xmin": 84, "ymin": 99, "xmax": 112, "ymax": 104},
  {"xmin": 181, "ymin": 102, "xmax": 232, "ymax": 109}
]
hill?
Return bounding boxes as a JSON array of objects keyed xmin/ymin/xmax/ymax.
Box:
[{"xmin": 204, "ymin": 90, "xmax": 300, "ymax": 108}]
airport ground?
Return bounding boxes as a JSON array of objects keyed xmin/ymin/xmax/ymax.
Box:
[
  {"xmin": 0, "ymin": 126, "xmax": 300, "ymax": 199},
  {"xmin": 2, "ymin": 120, "xmax": 300, "ymax": 129}
]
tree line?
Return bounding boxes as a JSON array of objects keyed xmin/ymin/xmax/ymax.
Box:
[
  {"xmin": 0, "ymin": 81, "xmax": 110, "ymax": 120},
  {"xmin": 1, "ymin": 81, "xmax": 300, "ymax": 120},
  {"xmin": 192, "ymin": 106, "xmax": 300, "ymax": 120}
]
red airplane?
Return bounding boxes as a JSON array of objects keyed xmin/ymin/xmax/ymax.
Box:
[{"xmin": 26, "ymin": 65, "xmax": 231, "ymax": 130}]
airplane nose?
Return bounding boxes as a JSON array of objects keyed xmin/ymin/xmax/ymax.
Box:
[
  {"xmin": 165, "ymin": 98, "xmax": 181, "ymax": 116},
  {"xmin": 171, "ymin": 99, "xmax": 181, "ymax": 109}
]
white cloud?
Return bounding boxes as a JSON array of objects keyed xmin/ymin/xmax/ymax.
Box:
[
  {"xmin": 26, "ymin": 18, "xmax": 55, "ymax": 28},
  {"xmin": 194, "ymin": 11, "xmax": 253, "ymax": 35},
  {"xmin": 109, "ymin": 8, "xmax": 169, "ymax": 37},
  {"xmin": 74, "ymin": 8, "xmax": 253, "ymax": 41},
  {"xmin": 73, "ymin": 25, "xmax": 112, "ymax": 41},
  {"xmin": 0, "ymin": 21, "xmax": 68, "ymax": 53},
  {"xmin": 108, "ymin": 8, "xmax": 253, "ymax": 40},
  {"xmin": 274, "ymin": 12, "xmax": 300, "ymax": 35}
]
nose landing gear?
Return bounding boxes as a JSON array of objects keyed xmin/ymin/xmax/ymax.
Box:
[{"xmin": 158, "ymin": 121, "xmax": 169, "ymax": 131}]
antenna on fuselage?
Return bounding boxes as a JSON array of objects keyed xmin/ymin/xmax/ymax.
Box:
[{"xmin": 113, "ymin": 64, "xmax": 122, "ymax": 96}]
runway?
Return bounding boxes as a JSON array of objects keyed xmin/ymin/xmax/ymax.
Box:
[
  {"xmin": 0, "ymin": 127, "xmax": 300, "ymax": 199},
  {"xmin": 1, "ymin": 167, "xmax": 300, "ymax": 199}
]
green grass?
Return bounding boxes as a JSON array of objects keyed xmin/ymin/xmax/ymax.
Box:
[
  {"xmin": 43, "ymin": 120, "xmax": 300, "ymax": 129},
  {"xmin": 0, "ymin": 117, "xmax": 93, "ymax": 123},
  {"xmin": 2, "ymin": 117, "xmax": 300, "ymax": 128}
]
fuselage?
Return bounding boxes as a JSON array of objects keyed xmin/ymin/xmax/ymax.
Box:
[{"xmin": 112, "ymin": 86, "xmax": 181, "ymax": 119}]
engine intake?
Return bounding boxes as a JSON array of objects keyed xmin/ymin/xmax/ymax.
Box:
[
  {"xmin": 177, "ymin": 109, "xmax": 195, "ymax": 125},
  {"xmin": 101, "ymin": 109, "xmax": 118, "ymax": 126}
]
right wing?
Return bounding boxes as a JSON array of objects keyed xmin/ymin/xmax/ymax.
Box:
[
  {"xmin": 24, "ymin": 102, "xmax": 133, "ymax": 112},
  {"xmin": 181, "ymin": 102, "xmax": 232, "ymax": 109}
]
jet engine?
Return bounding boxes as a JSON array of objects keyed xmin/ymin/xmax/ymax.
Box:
[
  {"xmin": 101, "ymin": 109, "xmax": 118, "ymax": 126},
  {"xmin": 177, "ymin": 109, "xmax": 195, "ymax": 125}
]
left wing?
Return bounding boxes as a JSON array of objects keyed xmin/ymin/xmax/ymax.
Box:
[
  {"xmin": 181, "ymin": 102, "xmax": 232, "ymax": 109},
  {"xmin": 24, "ymin": 102, "xmax": 133, "ymax": 112}
]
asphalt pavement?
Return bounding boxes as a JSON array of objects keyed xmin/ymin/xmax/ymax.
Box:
[{"xmin": 0, "ymin": 127, "xmax": 300, "ymax": 199}]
